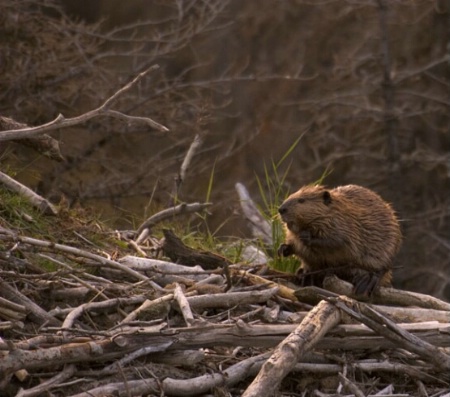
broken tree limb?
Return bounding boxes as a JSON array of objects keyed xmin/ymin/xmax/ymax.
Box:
[
  {"xmin": 0, "ymin": 65, "xmax": 168, "ymax": 142},
  {"xmin": 119, "ymin": 255, "xmax": 208, "ymax": 280},
  {"xmin": 15, "ymin": 364, "xmax": 76, "ymax": 397},
  {"xmin": 242, "ymin": 299, "xmax": 342, "ymax": 397},
  {"xmin": 160, "ymin": 228, "xmax": 230, "ymax": 270},
  {"xmin": 330, "ymin": 295, "xmax": 450, "ymax": 373},
  {"xmin": 60, "ymin": 296, "xmax": 147, "ymax": 337},
  {"xmin": 174, "ymin": 283, "xmax": 195, "ymax": 326},
  {"xmin": 0, "ymin": 171, "xmax": 58, "ymax": 215},
  {"xmin": 186, "ymin": 287, "xmax": 279, "ymax": 310},
  {"xmin": 231, "ymin": 267, "xmax": 298, "ymax": 302},
  {"xmin": 134, "ymin": 202, "xmax": 212, "ymax": 244}
]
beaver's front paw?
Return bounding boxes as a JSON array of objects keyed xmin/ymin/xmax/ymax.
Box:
[{"xmin": 277, "ymin": 243, "xmax": 294, "ymax": 257}]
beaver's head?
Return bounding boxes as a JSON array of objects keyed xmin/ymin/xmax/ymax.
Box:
[{"xmin": 278, "ymin": 185, "xmax": 332, "ymax": 233}]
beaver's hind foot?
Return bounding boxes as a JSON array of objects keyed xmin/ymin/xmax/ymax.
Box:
[{"xmin": 352, "ymin": 270, "xmax": 387, "ymax": 297}]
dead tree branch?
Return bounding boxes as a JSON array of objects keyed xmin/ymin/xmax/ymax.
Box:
[{"xmin": 0, "ymin": 65, "xmax": 168, "ymax": 142}]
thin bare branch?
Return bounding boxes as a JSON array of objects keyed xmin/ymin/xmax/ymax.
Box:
[{"xmin": 0, "ymin": 65, "xmax": 168, "ymax": 142}]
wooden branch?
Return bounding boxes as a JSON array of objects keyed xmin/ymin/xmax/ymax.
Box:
[
  {"xmin": 0, "ymin": 171, "xmax": 58, "ymax": 215},
  {"xmin": 161, "ymin": 352, "xmax": 270, "ymax": 396},
  {"xmin": 323, "ymin": 275, "xmax": 450, "ymax": 311},
  {"xmin": 174, "ymin": 283, "xmax": 195, "ymax": 326},
  {"xmin": 231, "ymin": 268, "xmax": 298, "ymax": 302},
  {"xmin": 60, "ymin": 296, "xmax": 147, "ymax": 336},
  {"xmin": 119, "ymin": 255, "xmax": 210, "ymax": 286},
  {"xmin": 186, "ymin": 287, "xmax": 279, "ymax": 310},
  {"xmin": 134, "ymin": 202, "xmax": 212, "ymax": 243},
  {"xmin": 120, "ymin": 295, "xmax": 174, "ymax": 324},
  {"xmin": 161, "ymin": 228, "xmax": 230, "ymax": 270},
  {"xmin": 170, "ymin": 133, "xmax": 204, "ymax": 205},
  {"xmin": 0, "ymin": 65, "xmax": 168, "ymax": 142},
  {"xmin": 15, "ymin": 364, "xmax": 76, "ymax": 397},
  {"xmin": 330, "ymin": 296, "xmax": 450, "ymax": 372},
  {"xmin": 242, "ymin": 300, "xmax": 342, "ymax": 397},
  {"xmin": 66, "ymin": 379, "xmax": 160, "ymax": 397},
  {"xmin": 0, "ymin": 279, "xmax": 60, "ymax": 327},
  {"xmin": 0, "ymin": 297, "xmax": 27, "ymax": 321},
  {"xmin": 235, "ymin": 182, "xmax": 272, "ymax": 245}
]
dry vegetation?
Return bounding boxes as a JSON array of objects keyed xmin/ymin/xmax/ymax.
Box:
[{"xmin": 1, "ymin": 0, "xmax": 450, "ymax": 395}]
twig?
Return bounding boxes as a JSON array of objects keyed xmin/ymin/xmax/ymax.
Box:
[
  {"xmin": 102, "ymin": 342, "xmax": 174, "ymax": 374},
  {"xmin": 134, "ymin": 202, "xmax": 212, "ymax": 244},
  {"xmin": 119, "ymin": 294, "xmax": 174, "ymax": 324},
  {"xmin": 0, "ymin": 65, "xmax": 168, "ymax": 142},
  {"xmin": 174, "ymin": 283, "xmax": 196, "ymax": 326},
  {"xmin": 170, "ymin": 133, "xmax": 204, "ymax": 205},
  {"xmin": 15, "ymin": 364, "xmax": 76, "ymax": 397},
  {"xmin": 60, "ymin": 296, "xmax": 147, "ymax": 337}
]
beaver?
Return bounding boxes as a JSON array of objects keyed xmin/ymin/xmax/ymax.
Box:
[{"xmin": 277, "ymin": 184, "xmax": 401, "ymax": 295}]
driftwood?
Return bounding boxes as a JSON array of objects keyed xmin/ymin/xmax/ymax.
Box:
[{"xmin": 1, "ymin": 219, "xmax": 450, "ymax": 396}]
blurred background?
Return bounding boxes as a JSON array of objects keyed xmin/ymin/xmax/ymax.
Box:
[{"xmin": 1, "ymin": 0, "xmax": 449, "ymax": 299}]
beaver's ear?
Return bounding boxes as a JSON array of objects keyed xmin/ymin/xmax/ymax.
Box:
[{"xmin": 323, "ymin": 191, "xmax": 332, "ymax": 205}]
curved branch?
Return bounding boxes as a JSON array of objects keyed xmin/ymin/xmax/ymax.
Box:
[{"xmin": 0, "ymin": 65, "xmax": 168, "ymax": 142}]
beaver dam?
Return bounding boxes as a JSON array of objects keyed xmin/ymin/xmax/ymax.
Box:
[{"xmin": 0, "ymin": 181, "xmax": 449, "ymax": 397}]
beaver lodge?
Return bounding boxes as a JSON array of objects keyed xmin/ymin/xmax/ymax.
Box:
[{"xmin": 0, "ymin": 177, "xmax": 449, "ymax": 397}]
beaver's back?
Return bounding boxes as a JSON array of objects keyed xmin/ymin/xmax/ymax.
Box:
[{"xmin": 331, "ymin": 185, "xmax": 401, "ymax": 268}]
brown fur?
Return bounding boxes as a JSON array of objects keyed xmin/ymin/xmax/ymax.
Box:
[{"xmin": 278, "ymin": 184, "xmax": 402, "ymax": 294}]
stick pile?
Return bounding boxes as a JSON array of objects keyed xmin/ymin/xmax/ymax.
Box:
[{"xmin": 1, "ymin": 212, "xmax": 449, "ymax": 397}]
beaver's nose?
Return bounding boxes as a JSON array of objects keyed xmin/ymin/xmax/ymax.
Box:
[{"xmin": 278, "ymin": 204, "xmax": 288, "ymax": 215}]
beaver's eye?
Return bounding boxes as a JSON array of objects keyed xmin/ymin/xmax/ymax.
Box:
[{"xmin": 297, "ymin": 198, "xmax": 305, "ymax": 203}]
